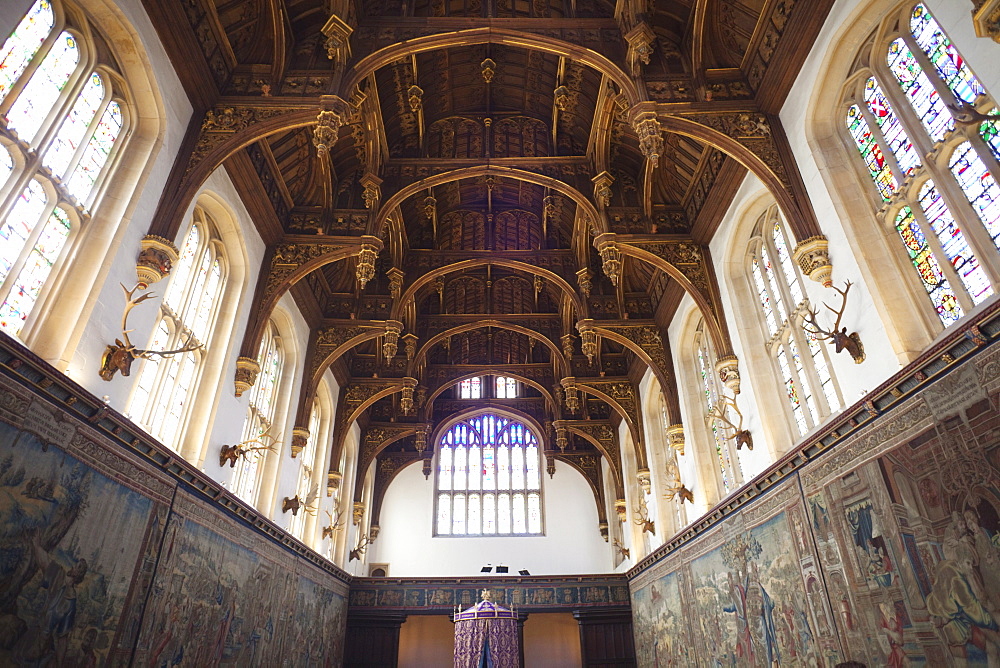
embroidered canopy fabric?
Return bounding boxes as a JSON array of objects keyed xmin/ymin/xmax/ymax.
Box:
[{"xmin": 454, "ymin": 599, "xmax": 521, "ymax": 667}]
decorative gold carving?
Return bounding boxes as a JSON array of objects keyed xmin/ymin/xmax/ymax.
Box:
[
  {"xmin": 356, "ymin": 243, "xmax": 379, "ymax": 289},
  {"xmin": 576, "ymin": 267, "xmax": 592, "ymax": 298},
  {"xmin": 407, "ymin": 85, "xmax": 423, "ymax": 113},
  {"xmin": 592, "ymin": 171, "xmax": 614, "ymax": 207},
  {"xmin": 400, "ymin": 377, "xmax": 417, "ymax": 415},
  {"xmin": 561, "ymin": 334, "xmax": 574, "ymax": 360},
  {"xmin": 624, "ymin": 22, "xmax": 656, "ymax": 76},
  {"xmin": 600, "ymin": 323, "xmax": 670, "ymax": 384},
  {"xmin": 553, "ymin": 86, "xmax": 570, "ymax": 111},
  {"xmin": 481, "ymin": 58, "xmax": 496, "ymax": 84},
  {"xmin": 291, "ymin": 426, "xmax": 310, "ymax": 458},
  {"xmin": 554, "ymin": 422, "xmax": 568, "ymax": 452},
  {"xmin": 423, "ymin": 196, "xmax": 436, "ymax": 220},
  {"xmin": 594, "ymin": 233, "xmax": 622, "ymax": 287},
  {"xmin": 403, "ymin": 333, "xmax": 418, "ymax": 360},
  {"xmin": 322, "ymin": 14, "xmax": 353, "ymax": 69},
  {"xmin": 387, "ymin": 268, "xmax": 404, "ymax": 300},
  {"xmin": 136, "ymin": 235, "xmax": 179, "ymax": 287},
  {"xmin": 234, "ymin": 356, "xmax": 261, "ymax": 397},
  {"xmin": 715, "ymin": 355, "xmax": 741, "ymax": 395},
  {"xmin": 361, "ymin": 173, "xmax": 382, "ymax": 210},
  {"xmin": 414, "ymin": 425, "xmax": 429, "ymax": 454},
  {"xmin": 561, "ymin": 377, "xmax": 580, "ymax": 414},
  {"xmin": 973, "ymin": 0, "xmax": 1000, "ymax": 42},
  {"xmin": 312, "ymin": 100, "xmax": 353, "ymax": 155},
  {"xmin": 666, "ymin": 424, "xmax": 685, "ymax": 455},
  {"xmin": 353, "ymin": 501, "xmax": 365, "ymax": 525},
  {"xmin": 264, "ymin": 241, "xmax": 349, "ymax": 311},
  {"xmin": 629, "ymin": 105, "xmax": 663, "ymax": 163},
  {"xmin": 577, "ymin": 321, "xmax": 598, "ymax": 364},
  {"xmin": 383, "ymin": 321, "xmax": 403, "ymax": 359},
  {"xmin": 792, "ymin": 235, "xmax": 833, "ymax": 287},
  {"xmin": 599, "ymin": 522, "xmax": 610, "ymax": 542}
]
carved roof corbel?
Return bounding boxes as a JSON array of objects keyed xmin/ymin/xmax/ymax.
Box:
[{"xmin": 574, "ymin": 378, "xmax": 647, "ymax": 470}]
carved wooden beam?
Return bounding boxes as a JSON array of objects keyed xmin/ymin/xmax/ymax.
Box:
[
  {"xmin": 564, "ymin": 421, "xmax": 624, "ymax": 498},
  {"xmin": 574, "ymin": 378, "xmax": 646, "ymax": 470},
  {"xmin": 329, "ymin": 379, "xmax": 410, "ymax": 482},
  {"xmin": 355, "ymin": 424, "xmax": 420, "ymax": 501}
]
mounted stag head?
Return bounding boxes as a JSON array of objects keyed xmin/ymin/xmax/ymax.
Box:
[
  {"xmin": 612, "ymin": 537, "xmax": 630, "ymax": 560},
  {"xmin": 284, "ymin": 484, "xmax": 320, "ymax": 517},
  {"xmin": 322, "ymin": 507, "xmax": 345, "ymax": 539},
  {"xmin": 802, "ymin": 281, "xmax": 866, "ymax": 364},
  {"xmin": 349, "ymin": 533, "xmax": 374, "ymax": 562},
  {"xmin": 218, "ymin": 428, "xmax": 279, "ymax": 467},
  {"xmin": 99, "ymin": 283, "xmax": 203, "ymax": 381},
  {"xmin": 633, "ymin": 497, "xmax": 655, "ymax": 535},
  {"xmin": 707, "ymin": 394, "xmax": 753, "ymax": 451}
]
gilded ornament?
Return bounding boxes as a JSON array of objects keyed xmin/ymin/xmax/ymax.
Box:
[
  {"xmin": 560, "ymin": 377, "xmax": 580, "ymax": 414},
  {"xmin": 481, "ymin": 58, "xmax": 496, "ymax": 83},
  {"xmin": 715, "ymin": 355, "xmax": 741, "ymax": 395},
  {"xmin": 327, "ymin": 471, "xmax": 343, "ymax": 497},
  {"xmin": 592, "ymin": 171, "xmax": 614, "ymax": 207},
  {"xmin": 792, "ymin": 235, "xmax": 833, "ymax": 287},
  {"xmin": 291, "ymin": 426, "xmax": 310, "ymax": 458},
  {"xmin": 594, "ymin": 233, "xmax": 622, "ymax": 287},
  {"xmin": 383, "ymin": 321, "xmax": 402, "ymax": 359},
  {"xmin": 614, "ymin": 499, "xmax": 627, "ymax": 523},
  {"xmin": 136, "ymin": 235, "xmax": 179, "ymax": 287},
  {"xmin": 356, "ymin": 243, "xmax": 379, "ymax": 289},
  {"xmin": 577, "ymin": 321, "xmax": 598, "ymax": 363},
  {"xmin": 666, "ymin": 424, "xmax": 685, "ymax": 455},
  {"xmin": 234, "ymin": 356, "xmax": 261, "ymax": 397}
]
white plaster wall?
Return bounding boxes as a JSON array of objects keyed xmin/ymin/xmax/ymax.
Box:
[{"xmin": 369, "ymin": 460, "xmax": 612, "ymax": 576}]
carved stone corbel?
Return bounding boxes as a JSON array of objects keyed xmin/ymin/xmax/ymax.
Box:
[
  {"xmin": 234, "ymin": 357, "xmax": 261, "ymax": 397},
  {"xmin": 637, "ymin": 468, "xmax": 651, "ymax": 494},
  {"xmin": 666, "ymin": 424, "xmax": 685, "ymax": 455},
  {"xmin": 629, "ymin": 103, "xmax": 664, "ymax": 164},
  {"xmin": 792, "ymin": 235, "xmax": 833, "ymax": 287},
  {"xmin": 291, "ymin": 426, "xmax": 310, "ymax": 458},
  {"xmin": 312, "ymin": 99, "xmax": 352, "ymax": 155},
  {"xmin": 576, "ymin": 320, "xmax": 598, "ymax": 363},
  {"xmin": 360, "ymin": 173, "xmax": 382, "ymax": 210},
  {"xmin": 614, "ymin": 499, "xmax": 627, "ymax": 523},
  {"xmin": 353, "ymin": 501, "xmax": 365, "ymax": 525},
  {"xmin": 327, "ymin": 471, "xmax": 342, "ymax": 497},
  {"xmin": 136, "ymin": 235, "xmax": 179, "ymax": 287},
  {"xmin": 715, "ymin": 355, "xmax": 741, "ymax": 395}
]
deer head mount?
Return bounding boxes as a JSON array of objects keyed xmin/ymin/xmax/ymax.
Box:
[
  {"xmin": 99, "ymin": 283, "xmax": 203, "ymax": 381},
  {"xmin": 707, "ymin": 393, "xmax": 753, "ymax": 451},
  {"xmin": 612, "ymin": 537, "xmax": 630, "ymax": 560},
  {"xmin": 349, "ymin": 533, "xmax": 374, "ymax": 562},
  {"xmin": 662, "ymin": 461, "xmax": 694, "ymax": 504},
  {"xmin": 322, "ymin": 507, "xmax": 345, "ymax": 539},
  {"xmin": 802, "ymin": 281, "xmax": 866, "ymax": 364},
  {"xmin": 633, "ymin": 497, "xmax": 655, "ymax": 535},
  {"xmin": 219, "ymin": 428, "xmax": 279, "ymax": 468},
  {"xmin": 282, "ymin": 484, "xmax": 319, "ymax": 517}
]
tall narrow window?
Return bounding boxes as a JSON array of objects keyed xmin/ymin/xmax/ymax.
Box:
[
  {"xmin": 843, "ymin": 3, "xmax": 1000, "ymax": 328},
  {"xmin": 436, "ymin": 414, "xmax": 542, "ymax": 535},
  {"xmin": 694, "ymin": 321, "xmax": 741, "ymax": 495},
  {"xmin": 128, "ymin": 212, "xmax": 225, "ymax": 449},
  {"xmin": 232, "ymin": 322, "xmax": 283, "ymax": 504},
  {"xmin": 749, "ymin": 207, "xmax": 842, "ymax": 436},
  {"xmin": 0, "ymin": 0, "xmax": 128, "ymax": 339},
  {"xmin": 289, "ymin": 398, "xmax": 322, "ymax": 538}
]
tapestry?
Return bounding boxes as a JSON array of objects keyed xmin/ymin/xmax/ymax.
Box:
[
  {"xmin": 0, "ymin": 389, "xmax": 173, "ymax": 667},
  {"xmin": 132, "ymin": 489, "xmax": 348, "ymax": 667},
  {"xmin": 631, "ymin": 478, "xmax": 841, "ymax": 667},
  {"xmin": 631, "ymin": 344, "xmax": 1000, "ymax": 666}
]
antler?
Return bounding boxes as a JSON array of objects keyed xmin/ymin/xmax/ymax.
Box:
[
  {"xmin": 706, "ymin": 394, "xmax": 753, "ymax": 450},
  {"xmin": 633, "ymin": 496, "xmax": 655, "ymax": 534},
  {"xmin": 800, "ymin": 281, "xmax": 865, "ymax": 364},
  {"xmin": 119, "ymin": 282, "xmax": 157, "ymax": 351},
  {"xmin": 612, "ymin": 537, "xmax": 630, "ymax": 559},
  {"xmin": 349, "ymin": 533, "xmax": 374, "ymax": 561},
  {"xmin": 323, "ymin": 506, "xmax": 346, "ymax": 539}
]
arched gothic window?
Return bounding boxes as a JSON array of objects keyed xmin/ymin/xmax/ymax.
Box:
[
  {"xmin": 436, "ymin": 414, "xmax": 542, "ymax": 535},
  {"xmin": 694, "ymin": 320, "xmax": 742, "ymax": 495},
  {"xmin": 128, "ymin": 211, "xmax": 225, "ymax": 449},
  {"xmin": 0, "ymin": 0, "xmax": 127, "ymax": 338},
  {"xmin": 495, "ymin": 375, "xmax": 518, "ymax": 398},
  {"xmin": 843, "ymin": 3, "xmax": 1000, "ymax": 327},
  {"xmin": 458, "ymin": 376, "xmax": 482, "ymax": 399},
  {"xmin": 289, "ymin": 397, "xmax": 322, "ymax": 539},
  {"xmin": 231, "ymin": 321, "xmax": 283, "ymax": 504}
]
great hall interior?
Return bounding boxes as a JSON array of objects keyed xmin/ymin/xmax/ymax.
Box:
[{"xmin": 1, "ymin": 0, "xmax": 1000, "ymax": 665}]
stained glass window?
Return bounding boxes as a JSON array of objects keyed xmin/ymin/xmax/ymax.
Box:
[
  {"xmin": 0, "ymin": 0, "xmax": 54, "ymax": 105},
  {"xmin": 289, "ymin": 398, "xmax": 322, "ymax": 539},
  {"xmin": 843, "ymin": 3, "xmax": 1000, "ymax": 333},
  {"xmin": 748, "ymin": 208, "xmax": 841, "ymax": 437},
  {"xmin": 6, "ymin": 31, "xmax": 79, "ymax": 144},
  {"xmin": 232, "ymin": 322, "xmax": 283, "ymax": 504},
  {"xmin": 696, "ymin": 325, "xmax": 739, "ymax": 494},
  {"xmin": 846, "ymin": 104, "xmax": 897, "ymax": 201},
  {"xmin": 0, "ymin": 3, "xmax": 132, "ymax": 341},
  {"xmin": 887, "ymin": 37, "xmax": 952, "ymax": 142},
  {"xmin": 435, "ymin": 414, "xmax": 542, "ymax": 535},
  {"xmin": 863, "ymin": 78, "xmax": 921, "ymax": 178},
  {"xmin": 128, "ymin": 214, "xmax": 227, "ymax": 451}
]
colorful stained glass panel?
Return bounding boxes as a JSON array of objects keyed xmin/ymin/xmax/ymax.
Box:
[
  {"xmin": 0, "ymin": 0, "xmax": 54, "ymax": 105},
  {"xmin": 0, "ymin": 206, "xmax": 69, "ymax": 335},
  {"xmin": 846, "ymin": 104, "xmax": 897, "ymax": 200},
  {"xmin": 894, "ymin": 206, "xmax": 963, "ymax": 325},
  {"xmin": 910, "ymin": 4, "xmax": 985, "ymax": 105},
  {"xmin": 6, "ymin": 31, "xmax": 78, "ymax": 144},
  {"xmin": 66, "ymin": 100, "xmax": 121, "ymax": 206},
  {"xmin": 41, "ymin": 71, "xmax": 102, "ymax": 179},
  {"xmin": 887, "ymin": 37, "xmax": 953, "ymax": 142},
  {"xmin": 863, "ymin": 77, "xmax": 921, "ymax": 177}
]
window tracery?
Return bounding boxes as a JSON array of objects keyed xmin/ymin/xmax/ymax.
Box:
[
  {"xmin": 128, "ymin": 212, "xmax": 225, "ymax": 450},
  {"xmin": 435, "ymin": 414, "xmax": 542, "ymax": 535},
  {"xmin": 289, "ymin": 397, "xmax": 322, "ymax": 539},
  {"xmin": 231, "ymin": 321, "xmax": 283, "ymax": 504},
  {"xmin": 694, "ymin": 320, "xmax": 741, "ymax": 495},
  {"xmin": 749, "ymin": 207, "xmax": 841, "ymax": 436},
  {"xmin": 0, "ymin": 0, "xmax": 127, "ymax": 339},
  {"xmin": 843, "ymin": 3, "xmax": 1000, "ymax": 328}
]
